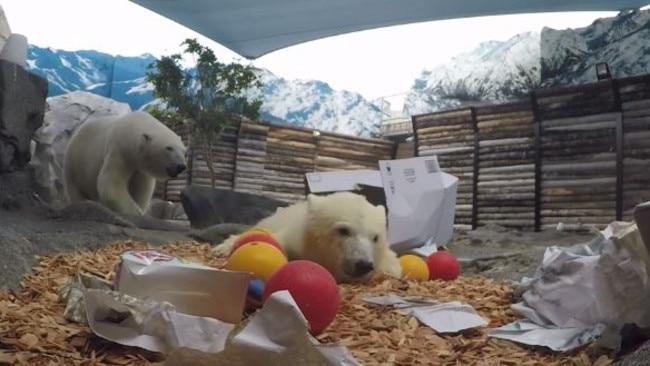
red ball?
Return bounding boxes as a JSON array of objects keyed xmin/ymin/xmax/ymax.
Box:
[
  {"xmin": 230, "ymin": 232, "xmax": 285, "ymax": 257},
  {"xmin": 262, "ymin": 260, "xmax": 340, "ymax": 335},
  {"xmin": 426, "ymin": 250, "xmax": 461, "ymax": 281}
]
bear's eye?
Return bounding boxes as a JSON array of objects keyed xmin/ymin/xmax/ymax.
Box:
[
  {"xmin": 337, "ymin": 227, "xmax": 351, "ymax": 237},
  {"xmin": 372, "ymin": 235, "xmax": 379, "ymax": 243},
  {"xmin": 166, "ymin": 146, "xmax": 173, "ymax": 152}
]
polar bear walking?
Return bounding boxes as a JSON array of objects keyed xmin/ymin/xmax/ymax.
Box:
[
  {"xmin": 213, "ymin": 191, "xmax": 402, "ymax": 283},
  {"xmin": 63, "ymin": 111, "xmax": 187, "ymax": 216}
]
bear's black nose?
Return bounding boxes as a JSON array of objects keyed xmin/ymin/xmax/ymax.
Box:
[
  {"xmin": 167, "ymin": 163, "xmax": 187, "ymax": 178},
  {"xmin": 354, "ymin": 260, "xmax": 374, "ymax": 276}
]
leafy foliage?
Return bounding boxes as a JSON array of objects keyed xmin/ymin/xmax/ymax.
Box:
[{"xmin": 146, "ymin": 38, "xmax": 263, "ymax": 187}]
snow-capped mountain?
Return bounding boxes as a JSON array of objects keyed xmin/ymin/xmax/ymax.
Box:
[
  {"xmin": 405, "ymin": 8, "xmax": 650, "ymax": 116},
  {"xmin": 26, "ymin": 7, "xmax": 650, "ymax": 135},
  {"xmin": 26, "ymin": 46, "xmax": 382, "ymax": 137},
  {"xmin": 405, "ymin": 31, "xmax": 541, "ymax": 116},
  {"xmin": 541, "ymin": 8, "xmax": 650, "ymax": 85}
]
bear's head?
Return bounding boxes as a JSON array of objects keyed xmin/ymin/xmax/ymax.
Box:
[
  {"xmin": 139, "ymin": 131, "xmax": 187, "ymax": 180},
  {"xmin": 302, "ymin": 191, "xmax": 391, "ymax": 283}
]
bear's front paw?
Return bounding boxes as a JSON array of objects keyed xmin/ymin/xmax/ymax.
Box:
[
  {"xmin": 378, "ymin": 251, "xmax": 403, "ymax": 278},
  {"xmin": 211, "ymin": 243, "xmax": 232, "ymax": 257}
]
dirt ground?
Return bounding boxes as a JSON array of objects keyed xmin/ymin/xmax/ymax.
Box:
[{"xmin": 0, "ymin": 204, "xmax": 598, "ymax": 290}]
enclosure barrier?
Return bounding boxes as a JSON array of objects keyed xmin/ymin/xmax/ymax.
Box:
[
  {"xmin": 156, "ymin": 73, "xmax": 650, "ymax": 232},
  {"xmin": 413, "ymin": 74, "xmax": 650, "ymax": 231},
  {"xmin": 155, "ymin": 119, "xmax": 395, "ymax": 203}
]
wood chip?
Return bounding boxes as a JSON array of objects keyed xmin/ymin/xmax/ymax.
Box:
[{"xmin": 0, "ymin": 240, "xmax": 617, "ymax": 365}]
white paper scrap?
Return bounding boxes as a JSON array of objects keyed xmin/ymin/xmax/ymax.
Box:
[
  {"xmin": 363, "ymin": 294, "xmax": 488, "ymax": 333},
  {"xmin": 488, "ymin": 320, "xmax": 606, "ymax": 352}
]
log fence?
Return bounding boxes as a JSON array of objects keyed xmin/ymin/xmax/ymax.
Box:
[
  {"xmin": 155, "ymin": 119, "xmax": 394, "ymax": 203},
  {"xmin": 156, "ymin": 73, "xmax": 650, "ymax": 232},
  {"xmin": 414, "ymin": 74, "xmax": 650, "ymax": 231}
]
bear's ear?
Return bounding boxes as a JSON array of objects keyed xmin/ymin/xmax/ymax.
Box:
[
  {"xmin": 306, "ymin": 193, "xmax": 318, "ymax": 203},
  {"xmin": 306, "ymin": 193, "xmax": 322, "ymax": 208},
  {"xmin": 373, "ymin": 204, "xmax": 388, "ymax": 229},
  {"xmin": 142, "ymin": 133, "xmax": 152, "ymax": 143},
  {"xmin": 374, "ymin": 203, "xmax": 387, "ymax": 217}
]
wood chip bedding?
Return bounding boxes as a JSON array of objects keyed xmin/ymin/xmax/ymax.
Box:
[{"xmin": 0, "ymin": 240, "xmax": 614, "ymax": 365}]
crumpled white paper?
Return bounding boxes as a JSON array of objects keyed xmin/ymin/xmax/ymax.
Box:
[
  {"xmin": 63, "ymin": 274, "xmax": 360, "ymax": 365},
  {"xmin": 81, "ymin": 285, "xmax": 235, "ymax": 354},
  {"xmin": 488, "ymin": 320, "xmax": 607, "ymax": 352},
  {"xmin": 363, "ymin": 294, "xmax": 488, "ymax": 333},
  {"xmin": 489, "ymin": 221, "xmax": 650, "ymax": 351},
  {"xmin": 164, "ymin": 290, "xmax": 361, "ymax": 366}
]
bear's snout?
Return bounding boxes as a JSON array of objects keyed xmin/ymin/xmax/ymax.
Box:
[
  {"xmin": 167, "ymin": 163, "xmax": 187, "ymax": 178},
  {"xmin": 354, "ymin": 260, "xmax": 374, "ymax": 276}
]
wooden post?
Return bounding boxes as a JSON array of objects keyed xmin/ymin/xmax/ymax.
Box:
[
  {"xmin": 471, "ymin": 107, "xmax": 479, "ymax": 230},
  {"xmin": 531, "ymin": 92, "xmax": 542, "ymax": 232},
  {"xmin": 390, "ymin": 139, "xmax": 399, "ymax": 160},
  {"xmin": 232, "ymin": 119, "xmax": 242, "ymax": 191},
  {"xmin": 412, "ymin": 115, "xmax": 420, "ymax": 157},
  {"xmin": 612, "ymin": 79, "xmax": 623, "ymax": 221}
]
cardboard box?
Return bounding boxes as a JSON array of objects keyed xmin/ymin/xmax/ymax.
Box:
[
  {"xmin": 114, "ymin": 250, "xmax": 251, "ymax": 324},
  {"xmin": 305, "ymin": 156, "xmax": 459, "ymax": 254}
]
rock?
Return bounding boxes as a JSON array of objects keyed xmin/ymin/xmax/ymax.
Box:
[
  {"xmin": 124, "ymin": 215, "xmax": 190, "ymax": 232},
  {"xmin": 31, "ymin": 91, "xmax": 132, "ymax": 203},
  {"xmin": 180, "ymin": 185, "xmax": 289, "ymax": 229},
  {"xmin": 0, "ymin": 4, "xmax": 12, "ymax": 50},
  {"xmin": 0, "ymin": 60, "xmax": 48, "ymax": 172},
  {"xmin": 188, "ymin": 223, "xmax": 252, "ymax": 245},
  {"xmin": 0, "ymin": 167, "xmax": 43, "ymax": 212},
  {"xmin": 0, "ymin": 207, "xmax": 192, "ymax": 290},
  {"xmin": 616, "ymin": 339, "xmax": 650, "ymax": 366},
  {"xmin": 48, "ymin": 201, "xmax": 136, "ymax": 228},
  {"xmin": 145, "ymin": 198, "xmax": 187, "ymax": 220}
]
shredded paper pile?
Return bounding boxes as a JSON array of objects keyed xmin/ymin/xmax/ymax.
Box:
[{"xmin": 0, "ymin": 240, "xmax": 615, "ymax": 365}]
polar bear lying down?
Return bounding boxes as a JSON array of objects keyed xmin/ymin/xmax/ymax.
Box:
[{"xmin": 212, "ymin": 191, "xmax": 402, "ymax": 283}]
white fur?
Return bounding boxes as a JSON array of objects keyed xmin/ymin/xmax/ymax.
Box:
[
  {"xmin": 63, "ymin": 111, "xmax": 186, "ymax": 216},
  {"xmin": 212, "ymin": 191, "xmax": 402, "ymax": 283}
]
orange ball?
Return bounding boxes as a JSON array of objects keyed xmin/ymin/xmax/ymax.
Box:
[
  {"xmin": 230, "ymin": 229, "xmax": 285, "ymax": 257},
  {"xmin": 225, "ymin": 242, "xmax": 288, "ymax": 281}
]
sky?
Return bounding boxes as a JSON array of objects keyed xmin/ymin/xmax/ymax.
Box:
[{"xmin": 1, "ymin": 0, "xmax": 625, "ymax": 109}]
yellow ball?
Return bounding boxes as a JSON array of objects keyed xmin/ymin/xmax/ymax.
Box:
[
  {"xmin": 399, "ymin": 254, "xmax": 430, "ymax": 281},
  {"xmin": 225, "ymin": 242, "xmax": 288, "ymax": 281},
  {"xmin": 243, "ymin": 228, "xmax": 274, "ymax": 236}
]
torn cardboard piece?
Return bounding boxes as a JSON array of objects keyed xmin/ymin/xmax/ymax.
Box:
[
  {"xmin": 363, "ymin": 294, "xmax": 488, "ymax": 333},
  {"xmin": 305, "ymin": 156, "xmax": 458, "ymax": 255},
  {"xmin": 490, "ymin": 221, "xmax": 650, "ymax": 351},
  {"xmin": 114, "ymin": 249, "xmax": 251, "ymax": 323}
]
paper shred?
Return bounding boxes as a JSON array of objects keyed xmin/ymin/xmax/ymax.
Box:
[{"xmin": 0, "ymin": 240, "xmax": 615, "ymax": 365}]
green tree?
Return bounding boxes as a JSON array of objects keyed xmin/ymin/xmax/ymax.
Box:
[{"xmin": 146, "ymin": 38, "xmax": 263, "ymax": 187}]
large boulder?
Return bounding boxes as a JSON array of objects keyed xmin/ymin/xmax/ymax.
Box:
[
  {"xmin": 0, "ymin": 5, "xmax": 12, "ymax": 50},
  {"xmin": 0, "ymin": 60, "xmax": 48, "ymax": 173},
  {"xmin": 180, "ymin": 185, "xmax": 289, "ymax": 229},
  {"xmin": 30, "ymin": 91, "xmax": 132, "ymax": 203}
]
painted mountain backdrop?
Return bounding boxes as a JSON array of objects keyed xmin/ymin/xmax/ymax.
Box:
[
  {"xmin": 405, "ymin": 8, "xmax": 650, "ymax": 116},
  {"xmin": 26, "ymin": 47, "xmax": 383, "ymax": 137},
  {"xmin": 26, "ymin": 8, "xmax": 650, "ymax": 136}
]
